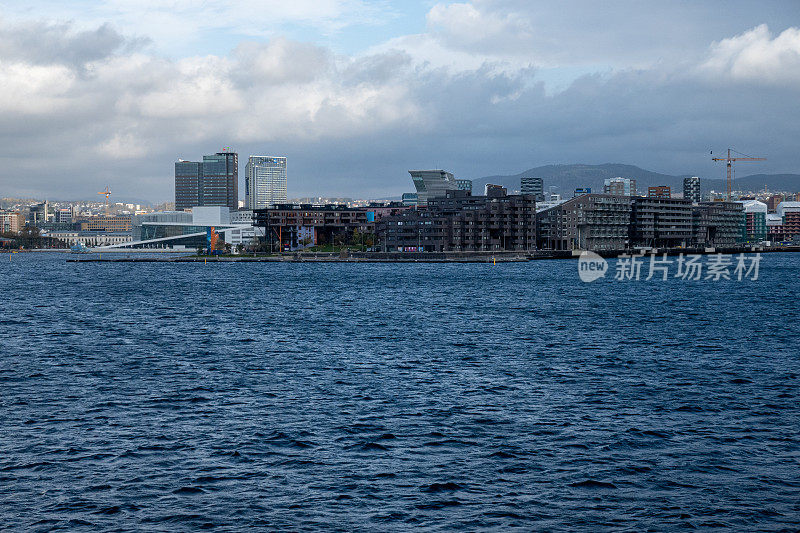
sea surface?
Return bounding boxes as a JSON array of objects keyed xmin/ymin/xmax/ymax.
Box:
[{"xmin": 1, "ymin": 252, "xmax": 799, "ymax": 531}]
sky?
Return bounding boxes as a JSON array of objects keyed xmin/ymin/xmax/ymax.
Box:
[{"xmin": 1, "ymin": 0, "xmax": 799, "ymax": 203}]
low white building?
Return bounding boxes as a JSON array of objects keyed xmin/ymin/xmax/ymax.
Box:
[{"xmin": 47, "ymin": 231, "xmax": 132, "ymax": 247}]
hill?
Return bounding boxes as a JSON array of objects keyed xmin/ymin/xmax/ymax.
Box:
[{"xmin": 470, "ymin": 164, "xmax": 799, "ymax": 195}]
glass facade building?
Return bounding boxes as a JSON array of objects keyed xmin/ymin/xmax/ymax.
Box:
[
  {"xmin": 245, "ymin": 156, "xmax": 287, "ymax": 209},
  {"xmin": 409, "ymin": 170, "xmax": 457, "ymax": 205},
  {"xmin": 175, "ymin": 151, "xmax": 238, "ymax": 211}
]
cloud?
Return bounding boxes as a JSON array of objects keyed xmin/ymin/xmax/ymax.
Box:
[
  {"xmin": 0, "ymin": 6, "xmax": 798, "ymax": 201},
  {"xmin": 0, "ymin": 19, "xmax": 146, "ymax": 71},
  {"xmin": 701, "ymin": 24, "xmax": 800, "ymax": 84}
]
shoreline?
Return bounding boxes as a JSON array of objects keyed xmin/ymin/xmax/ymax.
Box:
[{"xmin": 63, "ymin": 246, "xmax": 800, "ymax": 263}]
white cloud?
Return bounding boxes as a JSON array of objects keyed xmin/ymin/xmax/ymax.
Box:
[{"xmin": 701, "ymin": 24, "xmax": 800, "ymax": 84}]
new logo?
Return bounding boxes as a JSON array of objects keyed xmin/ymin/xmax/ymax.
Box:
[{"xmin": 578, "ymin": 251, "xmax": 608, "ymax": 282}]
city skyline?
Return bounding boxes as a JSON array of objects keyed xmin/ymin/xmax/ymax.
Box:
[{"xmin": 1, "ymin": 2, "xmax": 799, "ymax": 201}]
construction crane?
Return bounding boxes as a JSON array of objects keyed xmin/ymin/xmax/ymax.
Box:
[
  {"xmin": 98, "ymin": 186, "xmax": 111, "ymax": 215},
  {"xmin": 712, "ymin": 148, "xmax": 766, "ymax": 201}
]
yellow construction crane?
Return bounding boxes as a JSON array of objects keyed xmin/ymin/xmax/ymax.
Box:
[
  {"xmin": 98, "ymin": 186, "xmax": 111, "ymax": 215},
  {"xmin": 712, "ymin": 148, "xmax": 766, "ymax": 201}
]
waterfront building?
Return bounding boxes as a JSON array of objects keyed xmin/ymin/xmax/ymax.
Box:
[
  {"xmin": 631, "ymin": 196, "xmax": 693, "ymax": 248},
  {"xmin": 456, "ymin": 179, "xmax": 473, "ymax": 193},
  {"xmin": 175, "ymin": 150, "xmax": 238, "ymax": 211},
  {"xmin": 409, "ymin": 169, "xmax": 458, "ymax": 205},
  {"xmin": 683, "ymin": 176, "xmax": 701, "ymax": 203},
  {"xmin": 766, "ymin": 213, "xmax": 784, "ymax": 240},
  {"xmin": 46, "ymin": 231, "xmax": 132, "ymax": 247},
  {"xmin": 536, "ymin": 194, "xmax": 632, "ymax": 251},
  {"xmin": 253, "ymin": 204, "xmax": 374, "ymax": 251},
  {"xmin": 691, "ymin": 202, "xmax": 745, "ymax": 247},
  {"xmin": 520, "ymin": 177, "xmax": 544, "ymax": 201},
  {"xmin": 738, "ymin": 200, "xmax": 767, "ymax": 243},
  {"xmin": 74, "ymin": 214, "xmax": 132, "ymax": 232},
  {"xmin": 767, "ymin": 201, "xmax": 800, "ymax": 241},
  {"xmin": 378, "ymin": 189, "xmax": 536, "ymax": 252},
  {"xmin": 603, "ymin": 177, "xmax": 637, "ymax": 196},
  {"xmin": 648, "ymin": 186, "xmax": 671, "ymax": 199},
  {"xmin": 101, "ymin": 207, "xmax": 253, "ymax": 250},
  {"xmin": 227, "ymin": 209, "xmax": 259, "ymax": 246},
  {"xmin": 245, "ymin": 156, "xmax": 287, "ymax": 209}
]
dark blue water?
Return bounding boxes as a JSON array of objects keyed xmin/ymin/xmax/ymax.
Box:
[{"xmin": 2, "ymin": 252, "xmax": 799, "ymax": 531}]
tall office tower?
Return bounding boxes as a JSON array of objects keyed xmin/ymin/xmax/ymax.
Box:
[
  {"xmin": 603, "ymin": 177, "xmax": 637, "ymax": 196},
  {"xmin": 520, "ymin": 177, "xmax": 544, "ymax": 200},
  {"xmin": 683, "ymin": 176, "xmax": 701, "ymax": 203},
  {"xmin": 175, "ymin": 150, "xmax": 238, "ymax": 211},
  {"xmin": 245, "ymin": 156, "xmax": 288, "ymax": 209},
  {"xmin": 175, "ymin": 160, "xmax": 202, "ymax": 211},
  {"xmin": 456, "ymin": 179, "xmax": 473, "ymax": 194},
  {"xmin": 409, "ymin": 169, "xmax": 457, "ymax": 205}
]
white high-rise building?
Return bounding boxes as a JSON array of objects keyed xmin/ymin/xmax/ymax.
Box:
[{"xmin": 245, "ymin": 156, "xmax": 287, "ymax": 209}]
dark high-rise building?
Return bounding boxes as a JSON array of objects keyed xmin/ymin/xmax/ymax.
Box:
[
  {"xmin": 631, "ymin": 196, "xmax": 693, "ymax": 247},
  {"xmin": 520, "ymin": 177, "xmax": 544, "ymax": 201},
  {"xmin": 175, "ymin": 161, "xmax": 202, "ymax": 211},
  {"xmin": 683, "ymin": 176, "xmax": 701, "ymax": 203},
  {"xmin": 175, "ymin": 150, "xmax": 238, "ymax": 211}
]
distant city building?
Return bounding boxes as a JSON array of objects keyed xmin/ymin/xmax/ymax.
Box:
[
  {"xmin": 409, "ymin": 169, "xmax": 458, "ymax": 205},
  {"xmin": 603, "ymin": 177, "xmax": 637, "ymax": 196},
  {"xmin": 56, "ymin": 208, "xmax": 73, "ymax": 224},
  {"xmin": 520, "ymin": 177, "xmax": 544, "ymax": 201},
  {"xmin": 175, "ymin": 150, "xmax": 238, "ymax": 211},
  {"xmin": 401, "ymin": 193, "xmax": 418, "ymax": 207},
  {"xmin": 0, "ymin": 210, "xmax": 24, "ymax": 233},
  {"xmin": 456, "ymin": 179, "xmax": 473, "ymax": 193},
  {"xmin": 766, "ymin": 194, "xmax": 784, "ymax": 212},
  {"xmin": 245, "ymin": 156, "xmax": 287, "ymax": 209},
  {"xmin": 648, "ymin": 186, "xmax": 671, "ymax": 199},
  {"xmin": 28, "ymin": 201, "xmax": 50, "ymax": 226},
  {"xmin": 683, "ymin": 176, "xmax": 701, "ymax": 203},
  {"xmin": 484, "ymin": 183, "xmax": 507, "ymax": 197}
]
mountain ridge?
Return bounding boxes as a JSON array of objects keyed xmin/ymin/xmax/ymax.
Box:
[{"xmin": 469, "ymin": 164, "xmax": 800, "ymax": 195}]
